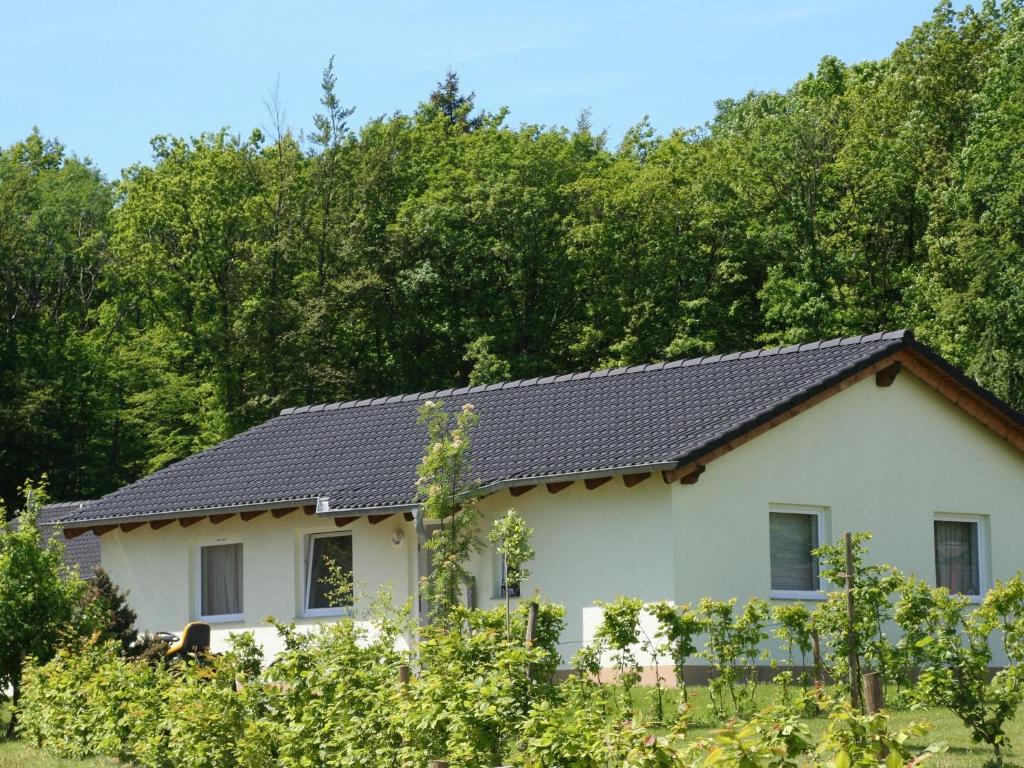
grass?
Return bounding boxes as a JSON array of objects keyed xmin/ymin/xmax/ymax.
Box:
[
  {"xmin": 623, "ymin": 683, "xmax": 1024, "ymax": 768},
  {"xmin": 0, "ymin": 741, "xmax": 119, "ymax": 767},
  {"xmin": 4, "ymin": 683, "xmax": 1022, "ymax": 767}
]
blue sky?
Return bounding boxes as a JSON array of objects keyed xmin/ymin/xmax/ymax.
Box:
[{"xmin": 1, "ymin": 1, "xmax": 948, "ymax": 178}]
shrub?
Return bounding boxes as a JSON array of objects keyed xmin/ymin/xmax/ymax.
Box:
[
  {"xmin": 651, "ymin": 601, "xmax": 702, "ymax": 704},
  {"xmin": 812, "ymin": 533, "xmax": 905, "ymax": 695},
  {"xmin": 896, "ymin": 575, "xmax": 1024, "ymax": 766},
  {"xmin": 0, "ymin": 478, "xmax": 89, "ymax": 735},
  {"xmin": 698, "ymin": 597, "xmax": 770, "ymax": 717},
  {"xmin": 773, "ymin": 602, "xmax": 813, "ymax": 702}
]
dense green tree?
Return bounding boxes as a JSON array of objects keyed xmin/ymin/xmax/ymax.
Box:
[
  {"xmin": 0, "ymin": 480, "xmax": 88, "ymax": 735},
  {"xmin": 0, "ymin": 132, "xmax": 113, "ymax": 506},
  {"xmin": 3, "ymin": 2, "xmax": 1024, "ymax": 507}
]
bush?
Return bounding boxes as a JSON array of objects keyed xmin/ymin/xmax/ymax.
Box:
[{"xmin": 896, "ymin": 575, "xmax": 1024, "ymax": 766}]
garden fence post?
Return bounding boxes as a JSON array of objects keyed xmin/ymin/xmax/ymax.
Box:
[
  {"xmin": 526, "ymin": 600, "xmax": 539, "ymax": 680},
  {"xmin": 844, "ymin": 532, "xmax": 862, "ymax": 711},
  {"xmin": 863, "ymin": 671, "xmax": 883, "ymax": 714}
]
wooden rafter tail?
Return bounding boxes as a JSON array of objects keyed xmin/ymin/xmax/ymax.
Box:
[
  {"xmin": 302, "ymin": 504, "xmax": 316, "ymax": 515},
  {"xmin": 272, "ymin": 507, "xmax": 297, "ymax": 519},
  {"xmin": 584, "ymin": 476, "xmax": 611, "ymax": 490},
  {"xmin": 150, "ymin": 519, "xmax": 174, "ymax": 530},
  {"xmin": 875, "ymin": 361, "xmax": 902, "ymax": 387},
  {"xmin": 334, "ymin": 516, "xmax": 357, "ymax": 528},
  {"xmin": 64, "ymin": 526, "xmax": 87, "ymax": 540},
  {"xmin": 403, "ymin": 511, "xmax": 414, "ymax": 521},
  {"xmin": 239, "ymin": 510, "xmax": 266, "ymax": 521},
  {"xmin": 179, "ymin": 516, "xmax": 203, "ymax": 528},
  {"xmin": 92, "ymin": 525, "xmax": 117, "ymax": 536},
  {"xmin": 368, "ymin": 513, "xmax": 392, "ymax": 524},
  {"xmin": 119, "ymin": 522, "xmax": 144, "ymax": 533},
  {"xmin": 679, "ymin": 465, "xmax": 705, "ymax": 485},
  {"xmin": 622, "ymin": 472, "xmax": 650, "ymax": 487},
  {"xmin": 209, "ymin": 513, "xmax": 233, "ymax": 524},
  {"xmin": 546, "ymin": 481, "xmax": 573, "ymax": 494},
  {"xmin": 509, "ymin": 484, "xmax": 535, "ymax": 497}
]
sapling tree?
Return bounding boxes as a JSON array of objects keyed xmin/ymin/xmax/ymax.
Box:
[
  {"xmin": 773, "ymin": 602, "xmax": 813, "ymax": 700},
  {"xmin": 594, "ymin": 596, "xmax": 645, "ymax": 714},
  {"xmin": 651, "ymin": 601, "xmax": 703, "ymax": 704},
  {"xmin": 489, "ymin": 508, "xmax": 534, "ymax": 637},
  {"xmin": 897, "ymin": 575, "xmax": 1024, "ymax": 767},
  {"xmin": 416, "ymin": 400, "xmax": 484, "ymax": 628},
  {"xmin": 0, "ymin": 479, "xmax": 88, "ymax": 736},
  {"xmin": 813, "ymin": 533, "xmax": 905, "ymax": 693},
  {"xmin": 697, "ymin": 597, "xmax": 770, "ymax": 718}
]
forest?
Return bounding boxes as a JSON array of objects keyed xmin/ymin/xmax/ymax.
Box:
[{"xmin": 1, "ymin": 0, "xmax": 1022, "ymax": 508}]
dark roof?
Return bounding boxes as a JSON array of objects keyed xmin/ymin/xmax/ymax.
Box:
[
  {"xmin": 60, "ymin": 330, "xmax": 1024, "ymax": 527},
  {"xmin": 37, "ymin": 501, "xmax": 101, "ymax": 576}
]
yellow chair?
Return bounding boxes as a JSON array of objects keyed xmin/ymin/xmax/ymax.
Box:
[{"xmin": 164, "ymin": 621, "xmax": 211, "ymax": 659}]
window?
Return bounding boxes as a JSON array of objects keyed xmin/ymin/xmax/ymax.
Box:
[
  {"xmin": 769, "ymin": 508, "xmax": 822, "ymax": 596},
  {"xmin": 305, "ymin": 532, "xmax": 353, "ymax": 615},
  {"xmin": 934, "ymin": 518, "xmax": 982, "ymax": 596},
  {"xmin": 492, "ymin": 548, "xmax": 521, "ymax": 599},
  {"xmin": 199, "ymin": 542, "xmax": 243, "ymax": 620}
]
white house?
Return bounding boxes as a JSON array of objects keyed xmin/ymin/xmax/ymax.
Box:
[{"xmin": 56, "ymin": 330, "xmax": 1024, "ymax": 669}]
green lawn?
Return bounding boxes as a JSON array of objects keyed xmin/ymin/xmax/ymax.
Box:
[
  {"xmin": 4, "ymin": 685, "xmax": 1022, "ymax": 768},
  {"xmin": 626, "ymin": 684, "xmax": 1022, "ymax": 768},
  {"xmin": 0, "ymin": 742, "xmax": 119, "ymax": 767}
]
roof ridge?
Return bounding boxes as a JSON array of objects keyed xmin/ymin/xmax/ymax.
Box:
[{"xmin": 278, "ymin": 329, "xmax": 912, "ymax": 416}]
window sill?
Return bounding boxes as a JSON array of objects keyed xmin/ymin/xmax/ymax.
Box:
[
  {"xmin": 197, "ymin": 614, "xmax": 245, "ymax": 624},
  {"xmin": 770, "ymin": 590, "xmax": 826, "ymax": 602},
  {"xmin": 301, "ymin": 607, "xmax": 352, "ymax": 619},
  {"xmin": 950, "ymin": 593, "xmax": 983, "ymax": 604}
]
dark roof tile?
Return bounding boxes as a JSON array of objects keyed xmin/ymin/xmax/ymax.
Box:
[{"xmin": 63, "ymin": 330, "xmax": 986, "ymax": 525}]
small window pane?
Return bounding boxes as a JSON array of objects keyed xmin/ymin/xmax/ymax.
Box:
[
  {"xmin": 493, "ymin": 550, "xmax": 520, "ymax": 598},
  {"xmin": 935, "ymin": 520, "xmax": 979, "ymax": 595},
  {"xmin": 201, "ymin": 543, "xmax": 242, "ymax": 617},
  {"xmin": 307, "ymin": 535, "xmax": 353, "ymax": 610},
  {"xmin": 770, "ymin": 512, "xmax": 819, "ymax": 591}
]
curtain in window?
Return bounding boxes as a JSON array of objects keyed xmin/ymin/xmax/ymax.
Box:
[
  {"xmin": 201, "ymin": 543, "xmax": 242, "ymax": 616},
  {"xmin": 934, "ymin": 520, "xmax": 979, "ymax": 595},
  {"xmin": 770, "ymin": 512, "xmax": 819, "ymax": 591},
  {"xmin": 308, "ymin": 535, "xmax": 353, "ymax": 610}
]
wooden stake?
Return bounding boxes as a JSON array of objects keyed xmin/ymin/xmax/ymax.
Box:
[
  {"xmin": 863, "ymin": 671, "xmax": 884, "ymax": 714},
  {"xmin": 398, "ymin": 665, "xmax": 411, "ymax": 685},
  {"xmin": 525, "ymin": 601, "xmax": 538, "ymax": 648},
  {"xmin": 845, "ymin": 532, "xmax": 862, "ymax": 711},
  {"xmin": 525, "ymin": 601, "xmax": 539, "ymax": 682}
]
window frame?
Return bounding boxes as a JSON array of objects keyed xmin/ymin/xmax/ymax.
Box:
[
  {"xmin": 491, "ymin": 547, "xmax": 521, "ymax": 600},
  {"xmin": 769, "ymin": 505, "xmax": 827, "ymax": 601},
  {"xmin": 302, "ymin": 530, "xmax": 354, "ymax": 618},
  {"xmin": 934, "ymin": 513, "xmax": 988, "ymax": 601},
  {"xmin": 195, "ymin": 539, "xmax": 245, "ymax": 624}
]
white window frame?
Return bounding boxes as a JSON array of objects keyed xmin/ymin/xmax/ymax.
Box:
[
  {"xmin": 491, "ymin": 547, "xmax": 521, "ymax": 600},
  {"xmin": 934, "ymin": 513, "xmax": 988, "ymax": 602},
  {"xmin": 302, "ymin": 531, "xmax": 354, "ymax": 618},
  {"xmin": 194, "ymin": 539, "xmax": 245, "ymax": 624},
  {"xmin": 769, "ymin": 504, "xmax": 827, "ymax": 601}
]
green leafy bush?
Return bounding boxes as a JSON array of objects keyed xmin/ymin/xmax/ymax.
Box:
[{"xmin": 895, "ymin": 575, "xmax": 1024, "ymax": 766}]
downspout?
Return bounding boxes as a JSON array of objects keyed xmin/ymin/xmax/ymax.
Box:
[{"xmin": 413, "ymin": 505, "xmax": 429, "ymax": 626}]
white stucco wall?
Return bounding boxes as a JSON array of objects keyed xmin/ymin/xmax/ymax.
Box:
[
  {"xmin": 102, "ymin": 512, "xmax": 418, "ymax": 656},
  {"xmin": 474, "ymin": 479, "xmax": 673, "ymax": 662},
  {"xmin": 102, "ymin": 369, "xmax": 1024, "ymax": 668},
  {"xmin": 671, "ymin": 373, "xmax": 1024, "ymax": 604}
]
